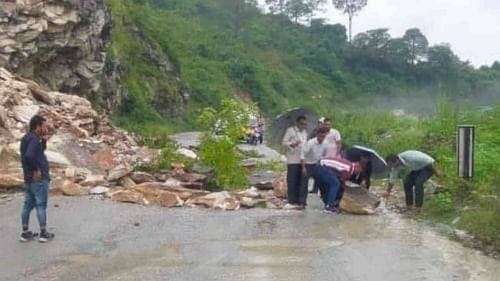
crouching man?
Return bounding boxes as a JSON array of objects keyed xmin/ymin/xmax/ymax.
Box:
[
  {"xmin": 314, "ymin": 157, "xmax": 364, "ymax": 214},
  {"xmin": 384, "ymin": 150, "xmax": 439, "ymax": 211},
  {"xmin": 19, "ymin": 115, "xmax": 55, "ymax": 243}
]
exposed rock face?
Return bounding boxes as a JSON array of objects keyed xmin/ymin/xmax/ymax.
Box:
[
  {"xmin": 0, "ymin": 0, "xmax": 110, "ymax": 102},
  {"xmin": 0, "ymin": 67, "xmax": 157, "ymax": 189}
]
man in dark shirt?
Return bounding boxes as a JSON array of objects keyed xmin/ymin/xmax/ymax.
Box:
[{"xmin": 19, "ymin": 115, "xmax": 55, "ymax": 243}]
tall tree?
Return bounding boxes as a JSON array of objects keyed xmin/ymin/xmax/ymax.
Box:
[
  {"xmin": 285, "ymin": 0, "xmax": 311, "ymax": 23},
  {"xmin": 265, "ymin": 0, "xmax": 287, "ymax": 14},
  {"xmin": 332, "ymin": 0, "xmax": 368, "ymax": 42},
  {"xmin": 305, "ymin": 0, "xmax": 327, "ymax": 23},
  {"xmin": 402, "ymin": 28, "xmax": 429, "ymax": 66},
  {"xmin": 221, "ymin": 0, "xmax": 258, "ymax": 34}
]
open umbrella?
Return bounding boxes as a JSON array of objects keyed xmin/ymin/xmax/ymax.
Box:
[
  {"xmin": 344, "ymin": 145, "xmax": 387, "ymax": 174},
  {"xmin": 267, "ymin": 107, "xmax": 318, "ymax": 148}
]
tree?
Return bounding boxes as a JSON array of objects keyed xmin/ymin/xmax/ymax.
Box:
[
  {"xmin": 220, "ymin": 0, "xmax": 258, "ymax": 34},
  {"xmin": 305, "ymin": 0, "xmax": 327, "ymax": 23},
  {"xmin": 266, "ymin": 0, "xmax": 287, "ymax": 14},
  {"xmin": 332, "ymin": 0, "xmax": 368, "ymax": 42},
  {"xmin": 285, "ymin": 0, "xmax": 312, "ymax": 23},
  {"xmin": 402, "ymin": 28, "xmax": 429, "ymax": 66}
]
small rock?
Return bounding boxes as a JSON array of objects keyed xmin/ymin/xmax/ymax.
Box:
[
  {"xmin": 107, "ymin": 163, "xmax": 133, "ymax": 181},
  {"xmin": 130, "ymin": 171, "xmax": 156, "ymax": 184},
  {"xmin": 240, "ymin": 197, "xmax": 262, "ymax": 208},
  {"xmin": 238, "ymin": 187, "xmax": 261, "ymax": 199},
  {"xmin": 340, "ymin": 182, "xmax": 380, "ymax": 215},
  {"xmin": 60, "ymin": 180, "xmax": 89, "ymax": 196},
  {"xmin": 90, "ymin": 186, "xmax": 110, "ymax": 195},
  {"xmin": 118, "ymin": 176, "xmax": 136, "ymax": 188},
  {"xmin": 272, "ymin": 174, "xmax": 287, "ymax": 199},
  {"xmin": 186, "ymin": 191, "xmax": 240, "ymax": 210},
  {"xmin": 54, "ymin": 204, "xmax": 59, "ymax": 208},
  {"xmin": 134, "ymin": 222, "xmax": 140, "ymax": 227},
  {"xmin": 176, "ymin": 148, "xmax": 197, "ymax": 159},
  {"xmin": 248, "ymin": 171, "xmax": 277, "ymax": 190},
  {"xmin": 80, "ymin": 175, "xmax": 106, "ymax": 187}
]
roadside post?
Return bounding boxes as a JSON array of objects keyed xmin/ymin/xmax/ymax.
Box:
[{"xmin": 457, "ymin": 125, "xmax": 475, "ymax": 179}]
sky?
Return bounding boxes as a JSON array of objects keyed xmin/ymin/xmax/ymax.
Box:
[{"xmin": 260, "ymin": 0, "xmax": 500, "ymax": 67}]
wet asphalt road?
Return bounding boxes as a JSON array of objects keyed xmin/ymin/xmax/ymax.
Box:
[{"xmin": 0, "ymin": 195, "xmax": 499, "ymax": 281}]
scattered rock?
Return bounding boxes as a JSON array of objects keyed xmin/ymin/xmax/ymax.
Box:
[
  {"xmin": 134, "ymin": 222, "xmax": 140, "ymax": 227},
  {"xmin": 176, "ymin": 148, "xmax": 197, "ymax": 159},
  {"xmin": 80, "ymin": 174, "xmax": 106, "ymax": 187},
  {"xmin": 107, "ymin": 163, "xmax": 133, "ymax": 181},
  {"xmin": 248, "ymin": 171, "xmax": 278, "ymax": 190},
  {"xmin": 89, "ymin": 186, "xmax": 109, "ymax": 195},
  {"xmin": 130, "ymin": 171, "xmax": 156, "ymax": 184},
  {"xmin": 60, "ymin": 180, "xmax": 89, "ymax": 196},
  {"xmin": 238, "ymin": 187, "xmax": 261, "ymax": 199},
  {"xmin": 340, "ymin": 183, "xmax": 381, "ymax": 215},
  {"xmin": 110, "ymin": 189, "xmax": 147, "ymax": 205},
  {"xmin": 173, "ymin": 172, "xmax": 207, "ymax": 189},
  {"xmin": 0, "ymin": 174, "xmax": 24, "ymax": 189},
  {"xmin": 12, "ymin": 105, "xmax": 40, "ymax": 123},
  {"xmin": 118, "ymin": 176, "xmax": 136, "ymax": 188},
  {"xmin": 272, "ymin": 174, "xmax": 287, "ymax": 199},
  {"xmin": 186, "ymin": 191, "xmax": 240, "ymax": 211},
  {"xmin": 240, "ymin": 158, "xmax": 258, "ymax": 169},
  {"xmin": 239, "ymin": 197, "xmax": 262, "ymax": 208}
]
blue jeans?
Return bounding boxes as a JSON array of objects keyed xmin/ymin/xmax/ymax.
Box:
[
  {"xmin": 21, "ymin": 180, "xmax": 49, "ymax": 229},
  {"xmin": 313, "ymin": 165, "xmax": 341, "ymax": 208}
]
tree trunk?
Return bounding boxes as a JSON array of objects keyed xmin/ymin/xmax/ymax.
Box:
[{"xmin": 348, "ymin": 14, "xmax": 353, "ymax": 42}]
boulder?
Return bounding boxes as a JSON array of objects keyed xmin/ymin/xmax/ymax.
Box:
[
  {"xmin": 186, "ymin": 191, "xmax": 240, "ymax": 211},
  {"xmin": 0, "ymin": 174, "xmax": 24, "ymax": 189},
  {"xmin": 132, "ymin": 183, "xmax": 183, "ymax": 207},
  {"xmin": 173, "ymin": 172, "xmax": 207, "ymax": 189},
  {"xmin": 107, "ymin": 163, "xmax": 133, "ymax": 181},
  {"xmin": 80, "ymin": 174, "xmax": 106, "ymax": 187},
  {"xmin": 130, "ymin": 171, "xmax": 156, "ymax": 184},
  {"xmin": 340, "ymin": 183, "xmax": 381, "ymax": 215},
  {"xmin": 60, "ymin": 180, "xmax": 89, "ymax": 196},
  {"xmin": 248, "ymin": 171, "xmax": 278, "ymax": 190},
  {"xmin": 12, "ymin": 105, "xmax": 40, "ymax": 123},
  {"xmin": 239, "ymin": 197, "xmax": 263, "ymax": 208},
  {"xmin": 118, "ymin": 176, "xmax": 136, "ymax": 188},
  {"xmin": 45, "ymin": 150, "xmax": 71, "ymax": 167},
  {"xmin": 0, "ymin": 106, "xmax": 8, "ymax": 128},
  {"xmin": 110, "ymin": 189, "xmax": 147, "ymax": 205},
  {"xmin": 272, "ymin": 174, "xmax": 287, "ymax": 199}
]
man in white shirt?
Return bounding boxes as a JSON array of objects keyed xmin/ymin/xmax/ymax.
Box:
[
  {"xmin": 282, "ymin": 116, "xmax": 308, "ymax": 209},
  {"xmin": 299, "ymin": 126, "xmax": 330, "ymax": 207},
  {"xmin": 323, "ymin": 118, "xmax": 342, "ymax": 156}
]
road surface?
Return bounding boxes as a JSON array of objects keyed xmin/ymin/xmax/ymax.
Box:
[{"xmin": 0, "ymin": 195, "xmax": 499, "ymax": 281}]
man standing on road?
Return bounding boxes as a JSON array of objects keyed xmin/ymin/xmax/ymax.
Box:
[
  {"xmin": 384, "ymin": 150, "xmax": 439, "ymax": 211},
  {"xmin": 323, "ymin": 117, "xmax": 342, "ymax": 156},
  {"xmin": 282, "ymin": 116, "xmax": 308, "ymax": 210},
  {"xmin": 299, "ymin": 126, "xmax": 330, "ymax": 208},
  {"xmin": 19, "ymin": 115, "xmax": 55, "ymax": 243}
]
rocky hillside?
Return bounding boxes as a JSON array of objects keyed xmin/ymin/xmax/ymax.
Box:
[{"xmin": 0, "ymin": 0, "xmax": 114, "ymax": 107}]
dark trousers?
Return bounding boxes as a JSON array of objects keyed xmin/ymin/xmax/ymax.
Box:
[
  {"xmin": 404, "ymin": 165, "xmax": 433, "ymax": 207},
  {"xmin": 21, "ymin": 180, "xmax": 49, "ymax": 229},
  {"xmin": 287, "ymin": 164, "xmax": 307, "ymax": 205},
  {"xmin": 313, "ymin": 165, "xmax": 341, "ymax": 208}
]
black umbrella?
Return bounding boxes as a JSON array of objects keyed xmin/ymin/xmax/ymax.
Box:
[
  {"xmin": 344, "ymin": 145, "xmax": 387, "ymax": 174},
  {"xmin": 268, "ymin": 107, "xmax": 318, "ymax": 147}
]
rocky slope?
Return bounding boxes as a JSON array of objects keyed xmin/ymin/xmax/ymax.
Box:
[{"xmin": 0, "ymin": 0, "xmax": 110, "ymax": 104}]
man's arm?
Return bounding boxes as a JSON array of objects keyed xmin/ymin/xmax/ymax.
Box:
[
  {"xmin": 282, "ymin": 128, "xmax": 295, "ymax": 148},
  {"xmin": 300, "ymin": 141, "xmax": 310, "ymax": 176},
  {"xmin": 384, "ymin": 168, "xmax": 398, "ymax": 198}
]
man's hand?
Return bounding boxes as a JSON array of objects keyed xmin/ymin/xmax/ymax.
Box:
[{"xmin": 33, "ymin": 170, "xmax": 42, "ymax": 181}]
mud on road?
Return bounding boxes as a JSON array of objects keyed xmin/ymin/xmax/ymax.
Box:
[{"xmin": 1, "ymin": 196, "xmax": 499, "ymax": 281}]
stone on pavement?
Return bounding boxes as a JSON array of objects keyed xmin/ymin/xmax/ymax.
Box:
[
  {"xmin": 340, "ymin": 183, "xmax": 381, "ymax": 215},
  {"xmin": 0, "ymin": 174, "xmax": 24, "ymax": 189},
  {"xmin": 89, "ymin": 186, "xmax": 110, "ymax": 195},
  {"xmin": 80, "ymin": 174, "xmax": 106, "ymax": 187},
  {"xmin": 60, "ymin": 180, "xmax": 89, "ymax": 196},
  {"xmin": 186, "ymin": 191, "xmax": 240, "ymax": 211},
  {"xmin": 110, "ymin": 189, "xmax": 147, "ymax": 205},
  {"xmin": 273, "ymin": 173, "xmax": 287, "ymax": 198}
]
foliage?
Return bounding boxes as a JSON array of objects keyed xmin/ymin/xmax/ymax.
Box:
[
  {"xmin": 136, "ymin": 140, "xmax": 193, "ymax": 172},
  {"xmin": 198, "ymin": 98, "xmax": 254, "ymax": 189}
]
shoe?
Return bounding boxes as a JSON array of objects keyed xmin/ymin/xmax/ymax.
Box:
[
  {"xmin": 19, "ymin": 231, "xmax": 38, "ymax": 242},
  {"xmin": 39, "ymin": 231, "xmax": 55, "ymax": 243},
  {"xmin": 323, "ymin": 206, "xmax": 339, "ymax": 214},
  {"xmin": 283, "ymin": 203, "xmax": 300, "ymax": 210}
]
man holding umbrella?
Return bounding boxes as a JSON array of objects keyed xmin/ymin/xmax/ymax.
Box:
[{"xmin": 282, "ymin": 116, "xmax": 309, "ymax": 209}]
